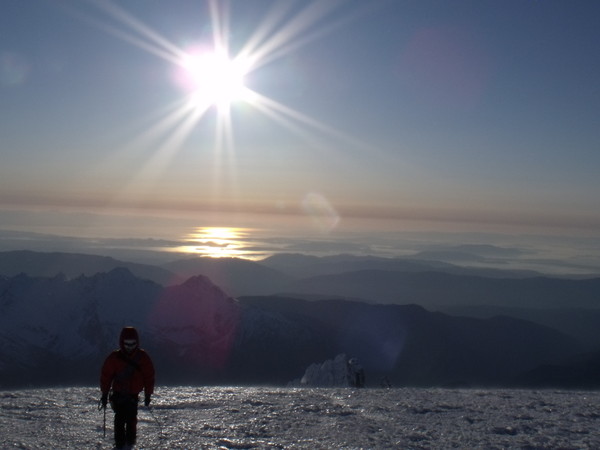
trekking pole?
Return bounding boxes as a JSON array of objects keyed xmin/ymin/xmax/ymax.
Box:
[
  {"xmin": 147, "ymin": 405, "xmax": 165, "ymax": 439},
  {"xmin": 98, "ymin": 400, "xmax": 106, "ymax": 438}
]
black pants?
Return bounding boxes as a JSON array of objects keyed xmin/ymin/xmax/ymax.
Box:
[{"xmin": 110, "ymin": 392, "xmax": 138, "ymax": 447}]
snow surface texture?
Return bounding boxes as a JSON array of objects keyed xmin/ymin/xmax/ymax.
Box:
[{"xmin": 1, "ymin": 387, "xmax": 600, "ymax": 449}]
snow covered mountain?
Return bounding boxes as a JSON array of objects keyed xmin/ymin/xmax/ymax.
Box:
[
  {"xmin": 6, "ymin": 250, "xmax": 600, "ymax": 312},
  {"xmin": 0, "ymin": 265, "xmax": 596, "ymax": 389},
  {"xmin": 238, "ymin": 296, "xmax": 585, "ymax": 388},
  {"xmin": 0, "ymin": 268, "xmax": 239, "ymax": 387}
]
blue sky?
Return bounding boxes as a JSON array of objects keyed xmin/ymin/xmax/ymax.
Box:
[{"xmin": 1, "ymin": 0, "xmax": 600, "ymax": 261}]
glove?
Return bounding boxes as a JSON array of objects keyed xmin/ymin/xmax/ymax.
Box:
[
  {"xmin": 144, "ymin": 395, "xmax": 151, "ymax": 407},
  {"xmin": 100, "ymin": 394, "xmax": 108, "ymax": 409}
]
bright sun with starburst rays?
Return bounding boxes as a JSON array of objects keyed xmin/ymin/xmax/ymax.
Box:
[
  {"xmin": 83, "ymin": 0, "xmax": 358, "ymax": 152},
  {"xmin": 78, "ymin": 1, "xmax": 367, "ymax": 258},
  {"xmin": 178, "ymin": 48, "xmax": 253, "ymax": 113}
]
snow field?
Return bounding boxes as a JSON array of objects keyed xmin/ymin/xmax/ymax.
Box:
[{"xmin": 1, "ymin": 386, "xmax": 599, "ymax": 448}]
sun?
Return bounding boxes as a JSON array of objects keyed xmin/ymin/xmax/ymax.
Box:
[
  {"xmin": 79, "ymin": 0, "xmax": 366, "ymax": 206},
  {"xmin": 179, "ymin": 50, "xmax": 251, "ymax": 111}
]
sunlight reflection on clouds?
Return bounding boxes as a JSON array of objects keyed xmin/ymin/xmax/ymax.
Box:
[
  {"xmin": 3, "ymin": 208, "xmax": 600, "ymax": 275},
  {"xmin": 173, "ymin": 227, "xmax": 251, "ymax": 258},
  {"xmin": 172, "ymin": 226, "xmax": 281, "ymax": 260}
]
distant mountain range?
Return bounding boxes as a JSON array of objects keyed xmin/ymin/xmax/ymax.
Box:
[
  {"xmin": 0, "ymin": 250, "xmax": 181, "ymax": 286},
  {"xmin": 162, "ymin": 256, "xmax": 293, "ymax": 297},
  {"xmin": 4, "ymin": 250, "xmax": 600, "ymax": 310},
  {"xmin": 1, "ymin": 250, "xmax": 600, "ymax": 388},
  {"xmin": 258, "ymin": 252, "xmax": 542, "ymax": 279},
  {"xmin": 0, "ymin": 268, "xmax": 587, "ymax": 388}
]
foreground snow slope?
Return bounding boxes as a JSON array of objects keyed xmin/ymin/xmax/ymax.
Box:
[{"xmin": 1, "ymin": 386, "xmax": 599, "ymax": 449}]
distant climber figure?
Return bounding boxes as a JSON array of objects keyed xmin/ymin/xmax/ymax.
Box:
[
  {"xmin": 347, "ymin": 357, "xmax": 365, "ymax": 388},
  {"xmin": 99, "ymin": 326, "xmax": 155, "ymax": 449}
]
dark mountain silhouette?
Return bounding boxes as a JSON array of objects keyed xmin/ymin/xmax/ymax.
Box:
[
  {"xmin": 2, "ymin": 250, "xmax": 580, "ymax": 308},
  {"xmin": 258, "ymin": 253, "xmax": 453, "ymax": 278},
  {"xmin": 410, "ymin": 250, "xmax": 490, "ymax": 263},
  {"xmin": 0, "ymin": 250, "xmax": 180, "ymax": 286},
  {"xmin": 162, "ymin": 256, "xmax": 293, "ymax": 297},
  {"xmin": 422, "ymin": 244, "xmax": 528, "ymax": 258},
  {"xmin": 441, "ymin": 305, "xmax": 600, "ymax": 350},
  {"xmin": 236, "ymin": 296, "xmax": 581, "ymax": 387},
  {"xmin": 259, "ymin": 253, "xmax": 541, "ymax": 279},
  {"xmin": 516, "ymin": 349, "xmax": 600, "ymax": 389},
  {"xmin": 410, "ymin": 244, "xmax": 528, "ymax": 264},
  {"xmin": 3, "ymin": 250, "xmax": 600, "ymax": 355},
  {"xmin": 279, "ymin": 270, "xmax": 600, "ymax": 309},
  {"xmin": 0, "ymin": 270, "xmax": 586, "ymax": 388}
]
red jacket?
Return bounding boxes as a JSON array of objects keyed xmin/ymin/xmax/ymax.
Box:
[
  {"xmin": 100, "ymin": 348, "xmax": 155, "ymax": 396},
  {"xmin": 100, "ymin": 327, "xmax": 155, "ymax": 396}
]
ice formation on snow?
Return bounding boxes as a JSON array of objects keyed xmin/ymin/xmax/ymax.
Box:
[{"xmin": 291, "ymin": 353, "xmax": 365, "ymax": 387}]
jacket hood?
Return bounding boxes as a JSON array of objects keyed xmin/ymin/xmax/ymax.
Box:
[{"xmin": 119, "ymin": 326, "xmax": 140, "ymax": 352}]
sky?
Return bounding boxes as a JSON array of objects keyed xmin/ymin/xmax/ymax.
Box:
[{"xmin": 1, "ymin": 0, "xmax": 600, "ymax": 263}]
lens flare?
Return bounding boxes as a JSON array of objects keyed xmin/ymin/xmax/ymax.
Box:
[{"xmin": 302, "ymin": 192, "xmax": 340, "ymax": 233}]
